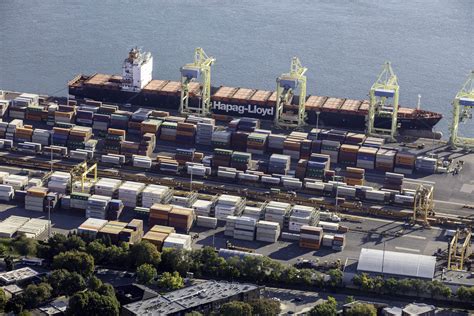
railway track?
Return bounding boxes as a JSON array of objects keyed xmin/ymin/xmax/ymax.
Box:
[{"xmin": 0, "ymin": 152, "xmax": 471, "ymax": 228}]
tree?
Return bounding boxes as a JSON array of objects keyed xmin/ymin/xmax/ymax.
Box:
[
  {"xmin": 0, "ymin": 288, "xmax": 7, "ymax": 312},
  {"xmin": 13, "ymin": 234, "xmax": 38, "ymax": 256},
  {"xmin": 344, "ymin": 296, "xmax": 355, "ymax": 304},
  {"xmin": 86, "ymin": 240, "xmax": 107, "ymax": 263},
  {"xmin": 159, "ymin": 248, "xmax": 190, "ymax": 275},
  {"xmin": 309, "ymin": 296, "xmax": 337, "ymax": 316},
  {"xmin": 137, "ymin": 263, "xmax": 158, "ymax": 285},
  {"xmin": 345, "ymin": 303, "xmax": 377, "ymax": 316},
  {"xmin": 327, "ymin": 269, "xmax": 343, "ymax": 288},
  {"xmin": 456, "ymin": 286, "xmax": 474, "ymax": 302},
  {"xmin": 0, "ymin": 244, "xmax": 7, "ymax": 256},
  {"xmin": 220, "ymin": 301, "xmax": 252, "ymax": 316},
  {"xmin": 249, "ymin": 298, "xmax": 281, "ymax": 316},
  {"xmin": 157, "ymin": 271, "xmax": 184, "ymax": 290},
  {"xmin": 88, "ymin": 276, "xmax": 103, "ymax": 292},
  {"xmin": 48, "ymin": 269, "xmax": 86, "ymax": 296},
  {"xmin": 130, "ymin": 241, "xmax": 161, "ymax": 268},
  {"xmin": 428, "ymin": 280, "xmax": 451, "ymax": 299},
  {"xmin": 64, "ymin": 235, "xmax": 86, "ymax": 251},
  {"xmin": 53, "ymin": 251, "xmax": 94, "ymax": 277},
  {"xmin": 4, "ymin": 256, "xmax": 13, "ymax": 271},
  {"xmin": 5, "ymin": 294, "xmax": 24, "ymax": 314},
  {"xmin": 23, "ymin": 282, "xmax": 52, "ymax": 309},
  {"xmin": 67, "ymin": 290, "xmax": 120, "ymax": 316}
]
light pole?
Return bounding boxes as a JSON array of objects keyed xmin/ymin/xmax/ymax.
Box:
[
  {"xmin": 46, "ymin": 195, "xmax": 54, "ymax": 238},
  {"xmin": 333, "ymin": 168, "xmax": 341, "ymax": 214},
  {"xmin": 316, "ymin": 111, "xmax": 321, "ymax": 130}
]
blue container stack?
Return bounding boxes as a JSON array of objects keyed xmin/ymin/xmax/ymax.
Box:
[{"xmin": 107, "ymin": 199, "xmax": 124, "ymax": 221}]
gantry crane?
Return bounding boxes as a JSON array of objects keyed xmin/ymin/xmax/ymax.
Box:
[
  {"xmin": 366, "ymin": 62, "xmax": 400, "ymax": 142},
  {"xmin": 449, "ymin": 71, "xmax": 474, "ymax": 150},
  {"xmin": 403, "ymin": 179, "xmax": 434, "ymax": 227},
  {"xmin": 274, "ymin": 57, "xmax": 307, "ymax": 129},
  {"xmin": 70, "ymin": 161, "xmax": 98, "ymax": 193},
  {"xmin": 179, "ymin": 48, "xmax": 215, "ymax": 116},
  {"xmin": 448, "ymin": 229, "xmax": 472, "ymax": 271}
]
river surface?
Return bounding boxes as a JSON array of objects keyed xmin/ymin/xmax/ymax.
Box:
[{"xmin": 0, "ymin": 0, "xmax": 472, "ymax": 136}]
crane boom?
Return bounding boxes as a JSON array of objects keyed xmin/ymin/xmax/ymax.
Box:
[{"xmin": 449, "ymin": 70, "xmax": 474, "ymax": 150}]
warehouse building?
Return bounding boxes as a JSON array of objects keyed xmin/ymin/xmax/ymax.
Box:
[
  {"xmin": 357, "ymin": 248, "xmax": 436, "ymax": 280},
  {"xmin": 0, "ymin": 267, "xmax": 40, "ymax": 285},
  {"xmin": 121, "ymin": 281, "xmax": 261, "ymax": 316}
]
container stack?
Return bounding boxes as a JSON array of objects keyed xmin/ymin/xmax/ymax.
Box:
[
  {"xmin": 283, "ymin": 138, "xmax": 301, "ymax": 160},
  {"xmin": 118, "ymin": 181, "xmax": 146, "ymax": 207},
  {"xmin": 247, "ymin": 132, "xmax": 268, "ymax": 155},
  {"xmin": 70, "ymin": 192, "xmax": 90, "ymax": 210},
  {"xmin": 212, "ymin": 148, "xmax": 233, "ymax": 168},
  {"xmin": 267, "ymin": 134, "xmax": 286, "ymax": 153},
  {"xmin": 299, "ymin": 225, "xmax": 323, "ymax": 250},
  {"xmin": 168, "ymin": 206, "xmax": 194, "ymax": 233},
  {"xmin": 107, "ymin": 199, "xmax": 124, "ymax": 220},
  {"xmin": 97, "ymin": 221, "xmax": 127, "ymax": 244},
  {"xmin": 118, "ymin": 219, "xmax": 144, "ymax": 245},
  {"xmin": 132, "ymin": 155, "xmax": 153, "ymax": 169},
  {"xmin": 160, "ymin": 122, "xmax": 178, "ymax": 141},
  {"xmin": 376, "ymin": 148, "xmax": 397, "ymax": 172},
  {"xmin": 104, "ymin": 129, "xmax": 125, "ymax": 154},
  {"xmin": 17, "ymin": 218, "xmax": 49, "ymax": 239},
  {"xmin": 170, "ymin": 192, "xmax": 198, "ymax": 208},
  {"xmin": 149, "ymin": 204, "xmax": 173, "ymax": 227},
  {"xmin": 25, "ymin": 187, "xmax": 48, "ymax": 212},
  {"xmin": 32, "ymin": 129, "xmax": 50, "ymax": 146},
  {"xmin": 76, "ymin": 109, "xmax": 94, "ymax": 126},
  {"xmin": 394, "ymin": 152, "xmax": 416, "ymax": 174},
  {"xmin": 305, "ymin": 154, "xmax": 330, "ymax": 179},
  {"xmin": 94, "ymin": 178, "xmax": 122, "ymax": 197},
  {"xmin": 68, "ymin": 126, "xmax": 93, "ymax": 150},
  {"xmin": 322, "ymin": 234, "xmax": 335, "ymax": 248},
  {"xmin": 321, "ymin": 140, "xmax": 340, "ymax": 164},
  {"xmin": 224, "ymin": 216, "xmax": 237, "ymax": 236},
  {"xmin": 77, "ymin": 218, "xmax": 108, "ymax": 238},
  {"xmin": 138, "ymin": 133, "xmax": 156, "ymax": 157},
  {"xmin": 157, "ymin": 157, "xmax": 179, "ymax": 174},
  {"xmin": 140, "ymin": 119, "xmax": 161, "ymax": 135},
  {"xmin": 163, "ymin": 233, "xmax": 192, "ymax": 251},
  {"xmin": 243, "ymin": 205, "xmax": 264, "ymax": 221},
  {"xmin": 192, "ymin": 199, "xmax": 213, "ymax": 217},
  {"xmin": 193, "ymin": 117, "xmax": 215, "ymax": 146},
  {"xmin": 338, "ymin": 144, "xmax": 359, "ymax": 166},
  {"xmin": 233, "ymin": 216, "xmax": 257, "ymax": 241},
  {"xmin": 264, "ymin": 201, "xmax": 291, "ymax": 228},
  {"xmin": 196, "ymin": 215, "xmax": 218, "ymax": 229},
  {"xmin": 289, "ymin": 205, "xmax": 318, "ymax": 232},
  {"xmin": 0, "ymin": 185, "xmax": 14, "ymax": 202},
  {"xmin": 211, "ymin": 130, "xmax": 232, "ymax": 148},
  {"xmin": 357, "ymin": 147, "xmax": 378, "ymax": 170},
  {"xmin": 141, "ymin": 184, "xmax": 173, "ymax": 208},
  {"xmin": 4, "ymin": 175, "xmax": 29, "ymax": 190},
  {"xmin": 48, "ymin": 172, "xmax": 71, "ymax": 194},
  {"xmin": 110, "ymin": 111, "xmax": 131, "ymax": 130},
  {"xmin": 0, "ymin": 216, "xmax": 29, "ymax": 238},
  {"xmin": 344, "ymin": 167, "xmax": 365, "ymax": 186},
  {"xmin": 52, "ymin": 127, "xmax": 70, "ymax": 146},
  {"xmin": 231, "ymin": 131, "xmax": 249, "ymax": 151},
  {"xmin": 383, "ymin": 172, "xmax": 404, "ymax": 191},
  {"xmin": 415, "ymin": 156, "xmax": 437, "ymax": 174},
  {"xmin": 256, "ymin": 221, "xmax": 280, "ymax": 243},
  {"xmin": 14, "ymin": 126, "xmax": 33, "ymax": 143},
  {"xmin": 215, "ymin": 194, "xmax": 245, "ymax": 220},
  {"xmin": 176, "ymin": 122, "xmax": 196, "ymax": 144},
  {"xmin": 230, "ymin": 152, "xmax": 252, "ymax": 171},
  {"xmin": 92, "ymin": 113, "xmax": 110, "ymax": 132},
  {"xmin": 363, "ymin": 136, "xmax": 385, "ymax": 148},
  {"xmin": 86, "ymin": 195, "xmax": 111, "ymax": 219},
  {"xmin": 175, "ymin": 148, "xmax": 197, "ymax": 165},
  {"xmin": 143, "ymin": 226, "xmax": 174, "ymax": 250},
  {"xmin": 332, "ymin": 234, "xmax": 346, "ymax": 251},
  {"xmin": 345, "ymin": 132, "xmax": 366, "ymax": 145},
  {"xmin": 268, "ymin": 154, "xmax": 291, "ymax": 175}
]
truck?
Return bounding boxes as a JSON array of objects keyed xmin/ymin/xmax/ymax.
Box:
[{"xmin": 319, "ymin": 211, "xmax": 341, "ymax": 222}]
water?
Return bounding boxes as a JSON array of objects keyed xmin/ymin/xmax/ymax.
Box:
[{"xmin": 0, "ymin": 0, "xmax": 472, "ymax": 136}]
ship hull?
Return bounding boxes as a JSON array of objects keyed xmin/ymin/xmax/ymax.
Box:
[{"xmin": 69, "ymin": 85, "xmax": 441, "ymax": 131}]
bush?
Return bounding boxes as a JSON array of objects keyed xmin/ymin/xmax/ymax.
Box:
[
  {"xmin": 136, "ymin": 263, "xmax": 158, "ymax": 285},
  {"xmin": 309, "ymin": 296, "xmax": 337, "ymax": 316}
]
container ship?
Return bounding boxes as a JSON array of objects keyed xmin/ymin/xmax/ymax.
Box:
[{"xmin": 68, "ymin": 48, "xmax": 442, "ymax": 131}]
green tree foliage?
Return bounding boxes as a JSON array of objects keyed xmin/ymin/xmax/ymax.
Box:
[
  {"xmin": 345, "ymin": 303, "xmax": 377, "ymax": 316},
  {"xmin": 48, "ymin": 269, "xmax": 87, "ymax": 296},
  {"xmin": 130, "ymin": 241, "xmax": 161, "ymax": 268},
  {"xmin": 53, "ymin": 251, "xmax": 94, "ymax": 277},
  {"xmin": 159, "ymin": 248, "xmax": 190, "ymax": 275},
  {"xmin": 23, "ymin": 282, "xmax": 52, "ymax": 309},
  {"xmin": 5, "ymin": 295, "xmax": 25, "ymax": 314},
  {"xmin": 0, "ymin": 287, "xmax": 7, "ymax": 312},
  {"xmin": 308, "ymin": 296, "xmax": 337, "ymax": 316},
  {"xmin": 327, "ymin": 269, "xmax": 343, "ymax": 288},
  {"xmin": 219, "ymin": 301, "xmax": 252, "ymax": 316},
  {"xmin": 13, "ymin": 234, "xmax": 38, "ymax": 256},
  {"xmin": 67, "ymin": 290, "xmax": 120, "ymax": 316},
  {"xmin": 86, "ymin": 240, "xmax": 107, "ymax": 263},
  {"xmin": 137, "ymin": 263, "xmax": 158, "ymax": 285},
  {"xmin": 456, "ymin": 286, "xmax": 474, "ymax": 302},
  {"xmin": 88, "ymin": 276, "xmax": 103, "ymax": 292},
  {"xmin": 345, "ymin": 296, "xmax": 355, "ymax": 304},
  {"xmin": 248, "ymin": 298, "xmax": 281, "ymax": 316},
  {"xmin": 157, "ymin": 271, "xmax": 184, "ymax": 290}
]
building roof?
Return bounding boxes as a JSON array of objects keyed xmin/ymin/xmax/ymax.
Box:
[
  {"xmin": 123, "ymin": 281, "xmax": 259, "ymax": 315},
  {"xmin": 357, "ymin": 248, "xmax": 436, "ymax": 279},
  {"xmin": 0, "ymin": 267, "xmax": 39, "ymax": 284},
  {"xmin": 402, "ymin": 303, "xmax": 435, "ymax": 315},
  {"xmin": 1, "ymin": 284, "xmax": 23, "ymax": 296}
]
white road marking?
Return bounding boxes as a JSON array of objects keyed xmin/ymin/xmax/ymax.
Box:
[
  {"xmin": 401, "ymin": 235, "xmax": 426, "ymax": 240},
  {"xmin": 395, "ymin": 246, "xmax": 420, "ymax": 253}
]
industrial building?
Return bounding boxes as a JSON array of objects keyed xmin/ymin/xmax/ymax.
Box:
[
  {"xmin": 121, "ymin": 281, "xmax": 261, "ymax": 316},
  {"xmin": 357, "ymin": 248, "xmax": 436, "ymax": 280},
  {"xmin": 0, "ymin": 267, "xmax": 40, "ymax": 285}
]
